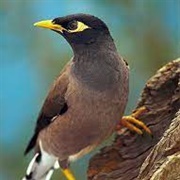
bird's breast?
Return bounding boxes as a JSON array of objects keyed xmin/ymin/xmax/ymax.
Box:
[
  {"xmin": 71, "ymin": 61, "xmax": 123, "ymax": 92},
  {"xmin": 64, "ymin": 57, "xmax": 129, "ymax": 144},
  {"xmin": 66, "ymin": 73, "xmax": 128, "ymax": 132}
]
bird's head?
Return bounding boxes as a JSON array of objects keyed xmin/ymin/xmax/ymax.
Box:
[{"xmin": 34, "ymin": 14, "xmax": 112, "ymax": 51}]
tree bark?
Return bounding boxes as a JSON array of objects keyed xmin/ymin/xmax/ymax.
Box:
[{"xmin": 87, "ymin": 59, "xmax": 180, "ymax": 180}]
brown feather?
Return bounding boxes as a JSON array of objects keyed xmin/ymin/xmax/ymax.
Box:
[{"xmin": 25, "ymin": 62, "xmax": 71, "ymax": 154}]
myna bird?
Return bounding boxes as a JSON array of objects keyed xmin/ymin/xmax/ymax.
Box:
[{"xmin": 23, "ymin": 14, "xmax": 151, "ymax": 180}]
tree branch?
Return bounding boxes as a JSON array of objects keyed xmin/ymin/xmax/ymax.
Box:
[
  {"xmin": 87, "ymin": 58, "xmax": 180, "ymax": 180},
  {"xmin": 138, "ymin": 110, "xmax": 180, "ymax": 180}
]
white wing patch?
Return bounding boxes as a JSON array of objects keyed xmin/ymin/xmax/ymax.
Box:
[{"xmin": 22, "ymin": 140, "xmax": 59, "ymax": 180}]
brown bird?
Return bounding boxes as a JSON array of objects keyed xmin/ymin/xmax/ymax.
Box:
[{"xmin": 23, "ymin": 14, "xmax": 150, "ymax": 180}]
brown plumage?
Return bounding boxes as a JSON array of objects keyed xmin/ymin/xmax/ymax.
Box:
[{"xmin": 23, "ymin": 14, "xmax": 129, "ymax": 180}]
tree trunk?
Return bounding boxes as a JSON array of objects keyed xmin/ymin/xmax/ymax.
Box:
[{"xmin": 87, "ymin": 59, "xmax": 180, "ymax": 180}]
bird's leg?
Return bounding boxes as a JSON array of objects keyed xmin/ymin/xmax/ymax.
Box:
[
  {"xmin": 116, "ymin": 106, "xmax": 151, "ymax": 134},
  {"xmin": 61, "ymin": 168, "xmax": 76, "ymax": 180}
]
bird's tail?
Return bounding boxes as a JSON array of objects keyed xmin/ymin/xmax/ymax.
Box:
[{"xmin": 22, "ymin": 150, "xmax": 59, "ymax": 180}]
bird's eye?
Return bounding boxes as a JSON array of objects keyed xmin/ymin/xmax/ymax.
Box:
[{"xmin": 67, "ymin": 20, "xmax": 78, "ymax": 30}]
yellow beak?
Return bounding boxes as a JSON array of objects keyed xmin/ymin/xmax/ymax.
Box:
[{"xmin": 34, "ymin": 20, "xmax": 65, "ymax": 33}]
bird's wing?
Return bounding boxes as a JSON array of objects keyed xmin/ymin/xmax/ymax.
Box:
[{"xmin": 24, "ymin": 62, "xmax": 71, "ymax": 155}]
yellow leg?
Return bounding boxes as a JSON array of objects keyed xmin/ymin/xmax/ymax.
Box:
[
  {"xmin": 62, "ymin": 168, "xmax": 76, "ymax": 180},
  {"xmin": 117, "ymin": 106, "xmax": 151, "ymax": 134}
]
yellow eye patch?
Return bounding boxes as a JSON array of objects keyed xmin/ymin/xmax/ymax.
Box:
[{"xmin": 67, "ymin": 21, "xmax": 90, "ymax": 33}]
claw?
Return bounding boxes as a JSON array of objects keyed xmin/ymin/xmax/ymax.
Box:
[
  {"xmin": 117, "ymin": 106, "xmax": 151, "ymax": 135},
  {"xmin": 132, "ymin": 106, "xmax": 147, "ymax": 118}
]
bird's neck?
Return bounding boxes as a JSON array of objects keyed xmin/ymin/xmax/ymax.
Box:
[
  {"xmin": 70, "ymin": 37, "xmax": 123, "ymax": 91},
  {"xmin": 71, "ymin": 34, "xmax": 117, "ymax": 56}
]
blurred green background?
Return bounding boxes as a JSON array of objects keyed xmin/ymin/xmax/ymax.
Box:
[{"xmin": 0, "ymin": 0, "xmax": 179, "ymax": 179}]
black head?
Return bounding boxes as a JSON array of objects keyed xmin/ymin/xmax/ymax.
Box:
[{"xmin": 34, "ymin": 14, "xmax": 112, "ymax": 48}]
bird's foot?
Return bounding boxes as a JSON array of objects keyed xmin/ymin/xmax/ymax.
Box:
[
  {"xmin": 62, "ymin": 168, "xmax": 76, "ymax": 180},
  {"xmin": 116, "ymin": 106, "xmax": 151, "ymax": 135}
]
